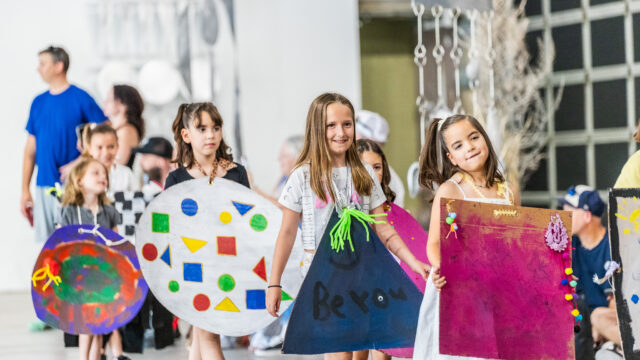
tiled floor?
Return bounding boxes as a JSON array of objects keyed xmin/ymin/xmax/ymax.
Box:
[{"xmin": 0, "ymin": 291, "xmax": 322, "ymax": 360}]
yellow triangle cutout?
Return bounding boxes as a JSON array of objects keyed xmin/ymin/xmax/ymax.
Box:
[
  {"xmin": 214, "ymin": 297, "xmax": 240, "ymax": 312},
  {"xmin": 182, "ymin": 236, "xmax": 208, "ymax": 253}
]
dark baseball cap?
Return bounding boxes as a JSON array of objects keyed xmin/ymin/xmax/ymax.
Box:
[
  {"xmin": 557, "ymin": 185, "xmax": 605, "ymax": 217},
  {"xmin": 133, "ymin": 137, "xmax": 173, "ymax": 159}
]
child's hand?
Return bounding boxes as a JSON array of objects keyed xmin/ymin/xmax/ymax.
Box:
[
  {"xmin": 432, "ymin": 266, "xmax": 447, "ymax": 291},
  {"xmin": 266, "ymin": 286, "xmax": 282, "ymax": 317},
  {"xmin": 409, "ymin": 259, "xmax": 431, "ymax": 280}
]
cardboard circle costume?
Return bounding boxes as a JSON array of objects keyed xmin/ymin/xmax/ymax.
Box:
[
  {"xmin": 31, "ymin": 225, "xmax": 147, "ymax": 335},
  {"xmin": 135, "ymin": 177, "xmax": 303, "ymax": 336}
]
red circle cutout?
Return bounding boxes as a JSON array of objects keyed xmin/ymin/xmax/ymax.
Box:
[
  {"xmin": 193, "ymin": 293, "xmax": 210, "ymax": 311},
  {"xmin": 142, "ymin": 243, "xmax": 158, "ymax": 261}
]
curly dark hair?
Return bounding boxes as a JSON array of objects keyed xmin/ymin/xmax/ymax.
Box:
[
  {"xmin": 356, "ymin": 138, "xmax": 396, "ymax": 203},
  {"xmin": 113, "ymin": 85, "xmax": 145, "ymax": 139}
]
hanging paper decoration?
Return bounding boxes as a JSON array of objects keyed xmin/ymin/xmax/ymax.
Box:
[
  {"xmin": 608, "ymin": 189, "xmax": 640, "ymax": 358},
  {"xmin": 282, "ymin": 210, "xmax": 423, "ymax": 354},
  {"xmin": 439, "ymin": 199, "xmax": 574, "ymax": 360},
  {"xmin": 380, "ymin": 202, "xmax": 430, "ymax": 358},
  {"xmin": 135, "ymin": 177, "xmax": 303, "ymax": 336},
  {"xmin": 31, "ymin": 225, "xmax": 147, "ymax": 335}
]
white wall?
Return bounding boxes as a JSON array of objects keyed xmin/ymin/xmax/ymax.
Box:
[
  {"xmin": 235, "ymin": 0, "xmax": 362, "ymax": 189},
  {"xmin": 0, "ymin": 0, "xmax": 101, "ymax": 292},
  {"xmin": 0, "ymin": 0, "xmax": 361, "ymax": 292}
]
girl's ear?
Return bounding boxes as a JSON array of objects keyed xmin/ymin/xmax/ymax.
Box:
[
  {"xmin": 446, "ymin": 151, "xmax": 457, "ymax": 167},
  {"xmin": 181, "ymin": 128, "xmax": 191, "ymax": 144}
]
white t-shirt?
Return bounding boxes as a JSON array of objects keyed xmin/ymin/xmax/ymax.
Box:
[
  {"xmin": 109, "ymin": 163, "xmax": 138, "ymax": 194},
  {"xmin": 278, "ymin": 163, "xmax": 386, "ymax": 250}
]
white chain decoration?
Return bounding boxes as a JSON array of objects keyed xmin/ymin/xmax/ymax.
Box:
[
  {"xmin": 467, "ymin": 9, "xmax": 480, "ymax": 116},
  {"xmin": 485, "ymin": 11, "xmax": 497, "ymax": 109},
  {"xmin": 449, "ymin": 7, "xmax": 463, "ymax": 114},
  {"xmin": 432, "ymin": 5, "xmax": 445, "ymax": 108},
  {"xmin": 411, "ymin": 0, "xmax": 428, "ymax": 146}
]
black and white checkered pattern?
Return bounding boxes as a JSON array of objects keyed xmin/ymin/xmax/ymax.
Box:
[{"xmin": 113, "ymin": 191, "xmax": 155, "ymax": 241}]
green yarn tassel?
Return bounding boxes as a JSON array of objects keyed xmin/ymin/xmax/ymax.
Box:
[{"xmin": 330, "ymin": 207, "xmax": 387, "ymax": 252}]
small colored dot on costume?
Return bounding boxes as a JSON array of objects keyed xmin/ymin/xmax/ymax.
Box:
[
  {"xmin": 168, "ymin": 280, "xmax": 180, "ymax": 293},
  {"xmin": 142, "ymin": 243, "xmax": 158, "ymax": 261},
  {"xmin": 632, "ymin": 294, "xmax": 639, "ymax": 304},
  {"xmin": 218, "ymin": 274, "xmax": 236, "ymax": 292},
  {"xmin": 570, "ymin": 280, "xmax": 577, "ymax": 287},
  {"xmin": 571, "ymin": 309, "xmax": 580, "ymax": 317},
  {"xmin": 220, "ymin": 211, "xmax": 232, "ymax": 224},
  {"xmin": 565, "ymin": 294, "xmax": 573, "ymax": 301},
  {"xmin": 561, "ymin": 279, "xmax": 569, "ymax": 286},
  {"xmin": 193, "ymin": 293, "xmax": 210, "ymax": 311},
  {"xmin": 575, "ymin": 315, "xmax": 583, "ymax": 321},
  {"xmin": 181, "ymin": 198, "xmax": 198, "ymax": 216},
  {"xmin": 250, "ymin": 214, "xmax": 268, "ymax": 232},
  {"xmin": 565, "ymin": 268, "xmax": 573, "ymax": 275}
]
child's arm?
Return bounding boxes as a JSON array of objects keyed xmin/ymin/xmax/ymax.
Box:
[
  {"xmin": 428, "ymin": 181, "xmax": 463, "ymax": 290},
  {"xmin": 370, "ymin": 205, "xmax": 430, "ymax": 280},
  {"xmin": 266, "ymin": 208, "xmax": 301, "ymax": 317}
]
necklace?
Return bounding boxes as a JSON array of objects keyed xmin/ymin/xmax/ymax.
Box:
[
  {"xmin": 462, "ymin": 173, "xmax": 487, "ymax": 199},
  {"xmin": 194, "ymin": 157, "xmax": 219, "ymax": 184}
]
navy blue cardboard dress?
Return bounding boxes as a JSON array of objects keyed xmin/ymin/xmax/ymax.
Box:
[{"xmin": 282, "ymin": 211, "xmax": 423, "ymax": 354}]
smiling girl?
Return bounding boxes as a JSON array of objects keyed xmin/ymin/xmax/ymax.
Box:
[{"xmin": 265, "ymin": 93, "xmax": 430, "ymax": 360}]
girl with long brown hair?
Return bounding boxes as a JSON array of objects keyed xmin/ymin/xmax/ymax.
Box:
[{"xmin": 265, "ymin": 93, "xmax": 430, "ymax": 360}]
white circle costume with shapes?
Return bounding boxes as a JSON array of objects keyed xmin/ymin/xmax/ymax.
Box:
[{"xmin": 136, "ymin": 177, "xmax": 303, "ymax": 335}]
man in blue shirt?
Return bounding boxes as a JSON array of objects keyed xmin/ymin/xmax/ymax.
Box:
[
  {"xmin": 560, "ymin": 185, "xmax": 621, "ymax": 357},
  {"xmin": 20, "ymin": 46, "xmax": 107, "ymax": 243}
]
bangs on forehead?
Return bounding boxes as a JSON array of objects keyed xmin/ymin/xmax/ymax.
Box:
[{"xmin": 190, "ymin": 109, "xmax": 222, "ymax": 128}]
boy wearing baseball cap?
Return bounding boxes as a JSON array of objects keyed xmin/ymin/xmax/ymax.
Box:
[{"xmin": 559, "ymin": 185, "xmax": 621, "ymax": 356}]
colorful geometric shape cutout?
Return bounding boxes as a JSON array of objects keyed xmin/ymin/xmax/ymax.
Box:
[
  {"xmin": 220, "ymin": 211, "xmax": 232, "ymax": 224},
  {"xmin": 142, "ymin": 243, "xmax": 158, "ymax": 261},
  {"xmin": 215, "ymin": 297, "xmax": 240, "ymax": 312},
  {"xmin": 168, "ymin": 280, "xmax": 180, "ymax": 292},
  {"xmin": 250, "ymin": 214, "xmax": 268, "ymax": 232},
  {"xmin": 253, "ymin": 257, "xmax": 267, "ymax": 282},
  {"xmin": 151, "ymin": 213, "xmax": 169, "ymax": 233},
  {"xmin": 160, "ymin": 245, "xmax": 171, "ymax": 267},
  {"xmin": 181, "ymin": 198, "xmax": 198, "ymax": 216},
  {"xmin": 217, "ymin": 236, "xmax": 237, "ymax": 256},
  {"xmin": 183, "ymin": 263, "xmax": 203, "ymax": 282},
  {"xmin": 193, "ymin": 293, "xmax": 210, "ymax": 311},
  {"xmin": 246, "ymin": 290, "xmax": 266, "ymax": 310},
  {"xmin": 281, "ymin": 290, "xmax": 293, "ymax": 301},
  {"xmin": 182, "ymin": 236, "xmax": 208, "ymax": 253},
  {"xmin": 232, "ymin": 201, "xmax": 254, "ymax": 216},
  {"xmin": 218, "ymin": 274, "xmax": 236, "ymax": 292}
]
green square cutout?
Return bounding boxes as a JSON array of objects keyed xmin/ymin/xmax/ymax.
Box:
[{"xmin": 152, "ymin": 212, "xmax": 170, "ymax": 233}]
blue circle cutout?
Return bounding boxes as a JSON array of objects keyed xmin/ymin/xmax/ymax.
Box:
[{"xmin": 181, "ymin": 198, "xmax": 198, "ymax": 216}]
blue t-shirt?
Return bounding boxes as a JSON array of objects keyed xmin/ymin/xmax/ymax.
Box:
[
  {"xmin": 572, "ymin": 233, "xmax": 613, "ymax": 310},
  {"xmin": 26, "ymin": 85, "xmax": 107, "ymax": 187}
]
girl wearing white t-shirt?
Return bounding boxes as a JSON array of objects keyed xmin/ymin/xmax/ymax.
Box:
[
  {"xmin": 265, "ymin": 92, "xmax": 430, "ymax": 360},
  {"xmin": 83, "ymin": 124, "xmax": 138, "ymax": 194}
]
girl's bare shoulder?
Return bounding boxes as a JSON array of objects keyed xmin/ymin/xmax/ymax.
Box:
[{"xmin": 435, "ymin": 174, "xmax": 464, "ymax": 200}]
